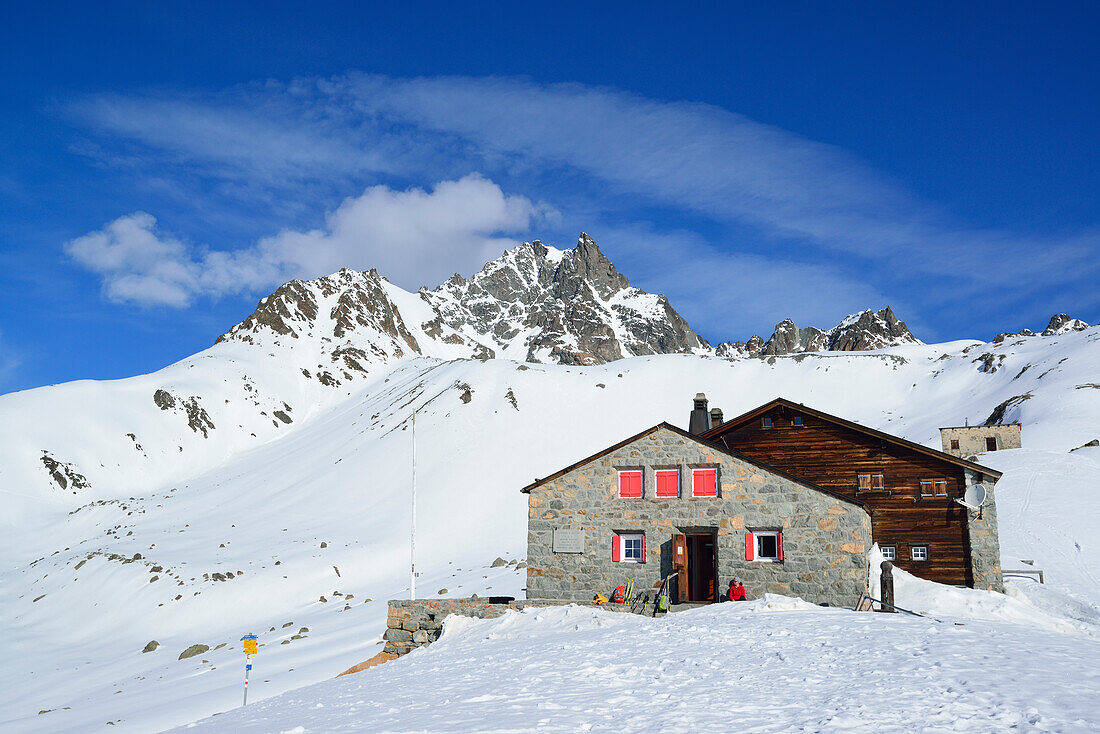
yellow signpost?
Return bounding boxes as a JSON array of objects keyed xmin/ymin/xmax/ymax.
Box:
[{"xmin": 242, "ymin": 634, "xmax": 258, "ymax": 705}]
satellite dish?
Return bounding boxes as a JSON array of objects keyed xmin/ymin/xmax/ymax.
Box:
[{"xmin": 955, "ymin": 483, "xmax": 987, "ymax": 514}]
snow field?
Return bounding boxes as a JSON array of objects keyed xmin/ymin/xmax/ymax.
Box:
[
  {"xmin": 2, "ymin": 327, "xmax": 1100, "ymax": 731},
  {"xmin": 176, "ymin": 599, "xmax": 1100, "ymax": 733}
]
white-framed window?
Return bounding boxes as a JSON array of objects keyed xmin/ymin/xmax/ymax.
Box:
[
  {"xmin": 911, "ymin": 545, "xmax": 928, "ymax": 562},
  {"xmin": 613, "ymin": 533, "xmax": 645, "ymax": 563},
  {"xmin": 691, "ymin": 467, "xmax": 717, "ymax": 497},
  {"xmin": 881, "ymin": 545, "xmax": 897, "ymax": 561},
  {"xmin": 654, "ymin": 469, "xmax": 679, "ymax": 498},
  {"xmin": 792, "ymin": 416, "xmax": 803, "ymax": 427},
  {"xmin": 762, "ymin": 417, "xmax": 774, "ymax": 428},
  {"xmin": 618, "ymin": 469, "xmax": 643, "ymax": 498},
  {"xmin": 746, "ymin": 530, "xmax": 783, "ymax": 562}
]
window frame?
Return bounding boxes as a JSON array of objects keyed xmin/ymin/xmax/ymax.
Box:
[
  {"xmin": 654, "ymin": 468, "xmax": 680, "ymax": 498},
  {"xmin": 950, "ymin": 439, "xmax": 960, "ymax": 450},
  {"xmin": 911, "ymin": 545, "xmax": 929, "ymax": 562},
  {"xmin": 919, "ymin": 478, "xmax": 948, "ymax": 498},
  {"xmin": 762, "ymin": 417, "xmax": 774, "ymax": 429},
  {"xmin": 986, "ymin": 437, "xmax": 998, "ymax": 452},
  {"xmin": 751, "ymin": 530, "xmax": 783, "ymax": 563},
  {"xmin": 618, "ymin": 533, "xmax": 645, "ymax": 563},
  {"xmin": 691, "ymin": 467, "xmax": 718, "ymax": 498},
  {"xmin": 881, "ymin": 545, "xmax": 897, "ymax": 561},
  {"xmin": 857, "ymin": 472, "xmax": 886, "ymax": 492},
  {"xmin": 617, "ymin": 469, "xmax": 643, "ymax": 499},
  {"xmin": 792, "ymin": 416, "xmax": 803, "ymax": 427}
]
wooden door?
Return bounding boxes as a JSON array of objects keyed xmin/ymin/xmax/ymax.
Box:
[{"xmin": 672, "ymin": 533, "xmax": 688, "ymax": 603}]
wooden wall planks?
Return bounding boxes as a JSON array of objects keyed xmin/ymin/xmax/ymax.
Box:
[{"xmin": 714, "ymin": 404, "xmax": 974, "ymax": 586}]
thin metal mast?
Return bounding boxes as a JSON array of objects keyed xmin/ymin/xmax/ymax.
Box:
[{"xmin": 411, "ymin": 408, "xmax": 417, "ymax": 600}]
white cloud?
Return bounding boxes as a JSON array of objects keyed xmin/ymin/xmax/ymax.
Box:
[
  {"xmin": 66, "ymin": 175, "xmax": 548, "ymax": 307},
  {"xmin": 340, "ymin": 75, "xmax": 1096, "ymax": 287},
  {"xmin": 65, "ymin": 212, "xmax": 200, "ymax": 307},
  {"xmin": 67, "ymin": 75, "xmax": 1099, "ymax": 290},
  {"xmin": 63, "ymin": 74, "xmax": 1100, "ymax": 332}
]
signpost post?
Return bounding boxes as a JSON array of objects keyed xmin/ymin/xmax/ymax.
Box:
[{"xmin": 242, "ymin": 634, "xmax": 258, "ymax": 705}]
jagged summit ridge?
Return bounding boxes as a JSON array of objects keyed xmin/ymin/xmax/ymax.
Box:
[
  {"xmin": 217, "ymin": 237, "xmax": 935, "ymax": 383},
  {"xmin": 716, "ymin": 306, "xmax": 921, "ymax": 357},
  {"xmin": 217, "ymin": 234, "xmax": 710, "ymax": 381}
]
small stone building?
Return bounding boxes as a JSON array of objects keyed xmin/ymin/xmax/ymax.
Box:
[
  {"xmin": 522, "ymin": 423, "xmax": 872, "ymax": 607},
  {"xmin": 940, "ymin": 423, "xmax": 1022, "ymax": 458}
]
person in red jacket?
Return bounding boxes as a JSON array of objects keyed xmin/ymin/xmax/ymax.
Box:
[{"xmin": 728, "ymin": 578, "xmax": 746, "ymax": 601}]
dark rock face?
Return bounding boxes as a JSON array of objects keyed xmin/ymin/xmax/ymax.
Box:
[
  {"xmin": 826, "ymin": 307, "xmax": 917, "ymax": 352},
  {"xmin": 984, "ymin": 393, "xmax": 1032, "ymax": 425},
  {"xmin": 717, "ymin": 306, "xmax": 920, "ymax": 357},
  {"xmin": 154, "ymin": 390, "xmax": 215, "ymax": 437},
  {"xmin": 1042, "ymin": 314, "xmax": 1090, "ymax": 336},
  {"xmin": 40, "ymin": 452, "xmax": 89, "ymax": 492},
  {"xmin": 761, "ymin": 319, "xmax": 829, "ymax": 356},
  {"xmin": 423, "ymin": 234, "xmax": 709, "ymax": 365},
  {"xmin": 214, "ymin": 234, "xmax": 919, "ymax": 374},
  {"xmin": 217, "ymin": 233, "xmax": 709, "ymax": 368},
  {"xmin": 995, "ymin": 314, "xmax": 1090, "ymax": 342},
  {"xmin": 216, "ymin": 280, "xmax": 319, "ymax": 343},
  {"xmin": 178, "ymin": 644, "xmax": 209, "ymax": 660}
]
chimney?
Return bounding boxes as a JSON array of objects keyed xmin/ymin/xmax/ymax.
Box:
[
  {"xmin": 689, "ymin": 393, "xmax": 711, "ymax": 435},
  {"xmin": 710, "ymin": 407, "xmax": 723, "ymax": 428}
]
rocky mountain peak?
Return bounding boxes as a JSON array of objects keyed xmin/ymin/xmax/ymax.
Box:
[
  {"xmin": 216, "ymin": 233, "xmax": 710, "ymax": 378},
  {"xmin": 216, "ymin": 233, "xmax": 931, "ymax": 377},
  {"xmin": 1042, "ymin": 314, "xmax": 1090, "ymax": 336},
  {"xmin": 993, "ymin": 313, "xmax": 1091, "ymax": 343},
  {"xmin": 715, "ymin": 306, "xmax": 920, "ymax": 357}
]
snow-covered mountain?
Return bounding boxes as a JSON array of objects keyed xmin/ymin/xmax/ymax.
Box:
[
  {"xmin": 213, "ymin": 233, "xmax": 924, "ymax": 380},
  {"xmin": 2, "ymin": 236, "xmax": 1099, "ymax": 733},
  {"xmin": 216, "ymin": 233, "xmax": 710, "ymax": 377}
]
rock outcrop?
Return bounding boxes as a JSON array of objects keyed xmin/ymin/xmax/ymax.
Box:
[
  {"xmin": 1042, "ymin": 314, "xmax": 1090, "ymax": 336},
  {"xmin": 217, "ymin": 234, "xmax": 710, "ymax": 370},
  {"xmin": 716, "ymin": 307, "xmax": 920, "ymax": 357},
  {"xmin": 216, "ymin": 235, "xmax": 923, "ymax": 375}
]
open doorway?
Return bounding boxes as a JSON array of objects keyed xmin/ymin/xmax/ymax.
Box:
[{"xmin": 672, "ymin": 531, "xmax": 717, "ymax": 602}]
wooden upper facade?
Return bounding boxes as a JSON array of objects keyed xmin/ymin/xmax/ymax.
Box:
[{"xmin": 703, "ymin": 398, "xmax": 1002, "ymax": 586}]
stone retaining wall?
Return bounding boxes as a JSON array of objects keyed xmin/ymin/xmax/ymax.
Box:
[{"xmin": 384, "ymin": 598, "xmax": 631, "ymax": 657}]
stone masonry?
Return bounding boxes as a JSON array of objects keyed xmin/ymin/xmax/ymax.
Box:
[
  {"xmin": 525, "ymin": 425, "xmax": 873, "ymax": 608},
  {"xmin": 963, "ymin": 468, "xmax": 1004, "ymax": 592},
  {"xmin": 383, "ymin": 598, "xmax": 633, "ymax": 657},
  {"xmin": 940, "ymin": 424, "xmax": 1022, "ymax": 458}
]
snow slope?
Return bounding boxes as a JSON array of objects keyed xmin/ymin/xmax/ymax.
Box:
[
  {"xmin": 174, "ymin": 599, "xmax": 1100, "ymax": 733},
  {"xmin": 2, "ymin": 321, "xmax": 1100, "ymax": 731}
]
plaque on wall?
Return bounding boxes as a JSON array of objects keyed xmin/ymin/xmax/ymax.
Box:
[{"xmin": 553, "ymin": 528, "xmax": 585, "ymax": 553}]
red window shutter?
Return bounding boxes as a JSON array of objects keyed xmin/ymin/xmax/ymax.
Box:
[
  {"xmin": 693, "ymin": 469, "xmax": 717, "ymax": 497},
  {"xmin": 777, "ymin": 532, "xmax": 784, "ymax": 561},
  {"xmin": 640, "ymin": 534, "xmax": 646, "ymax": 563},
  {"xmin": 619, "ymin": 471, "xmax": 641, "ymax": 498},
  {"xmin": 655, "ymin": 470, "xmax": 678, "ymax": 497},
  {"xmin": 612, "ymin": 534, "xmax": 621, "ymax": 562},
  {"xmin": 745, "ymin": 532, "xmax": 755, "ymax": 561}
]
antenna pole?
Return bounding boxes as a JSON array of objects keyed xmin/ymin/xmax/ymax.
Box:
[{"xmin": 411, "ymin": 408, "xmax": 417, "ymax": 600}]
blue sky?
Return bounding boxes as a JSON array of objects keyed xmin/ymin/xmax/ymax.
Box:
[{"xmin": 1, "ymin": 2, "xmax": 1098, "ymax": 393}]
